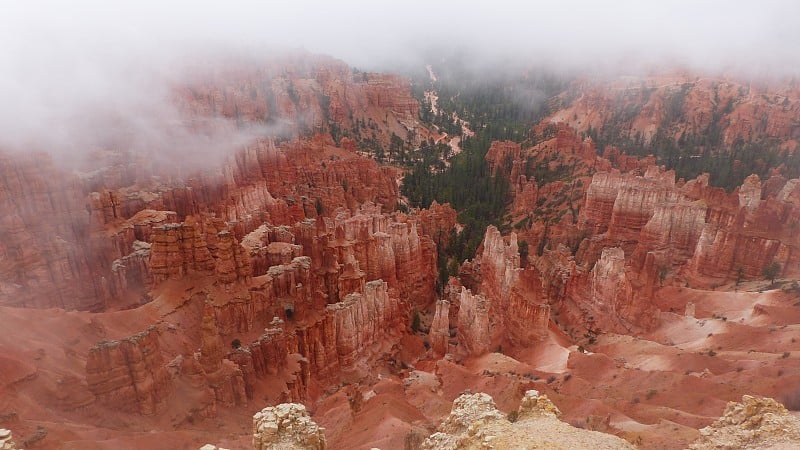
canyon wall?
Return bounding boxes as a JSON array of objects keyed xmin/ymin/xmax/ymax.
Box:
[
  {"xmin": 0, "ymin": 53, "xmax": 426, "ymax": 313},
  {"xmin": 85, "ymin": 326, "xmax": 173, "ymax": 415},
  {"xmin": 548, "ymin": 76, "xmax": 800, "ymax": 148}
]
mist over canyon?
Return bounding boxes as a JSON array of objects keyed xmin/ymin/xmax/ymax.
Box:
[{"xmin": 1, "ymin": 2, "xmax": 800, "ymax": 449}]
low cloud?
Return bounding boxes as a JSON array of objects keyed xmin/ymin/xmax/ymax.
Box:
[{"xmin": 1, "ymin": 0, "xmax": 797, "ymax": 165}]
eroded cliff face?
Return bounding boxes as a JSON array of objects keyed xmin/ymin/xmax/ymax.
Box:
[
  {"xmin": 456, "ymin": 287, "xmax": 491, "ymax": 356},
  {"xmin": 0, "ymin": 54, "xmax": 465, "ymax": 449},
  {"xmin": 586, "ymin": 247, "xmax": 658, "ymax": 332},
  {"xmin": 548, "ymin": 76, "xmax": 800, "ymax": 149},
  {"xmin": 85, "ymin": 326, "xmax": 173, "ymax": 415},
  {"xmin": 579, "ymin": 165, "xmax": 800, "ymax": 283},
  {"xmin": 80, "ymin": 201, "xmax": 434, "ymax": 417},
  {"xmin": 0, "ymin": 52, "xmax": 424, "ymax": 314},
  {"xmin": 176, "ymin": 54, "xmax": 427, "ymax": 151},
  {"xmin": 5, "ymin": 54, "xmax": 800, "ymax": 450},
  {"xmin": 452, "ymin": 226, "xmax": 550, "ymax": 355},
  {"xmin": 0, "ymin": 153, "xmax": 109, "ymax": 311},
  {"xmin": 428, "ymin": 299, "xmax": 451, "ymax": 357},
  {"xmin": 686, "ymin": 175, "xmax": 800, "ymax": 280},
  {"xmin": 481, "ymin": 123, "xmax": 799, "ymax": 341}
]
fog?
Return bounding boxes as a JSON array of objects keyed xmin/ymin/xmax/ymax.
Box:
[{"xmin": 1, "ymin": 0, "xmax": 798, "ymax": 165}]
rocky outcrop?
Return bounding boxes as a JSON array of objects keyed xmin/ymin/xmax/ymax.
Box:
[
  {"xmin": 468, "ymin": 226, "xmax": 550, "ymax": 347},
  {"xmin": 178, "ymin": 54, "xmax": 427, "ymax": 152},
  {"xmin": 480, "ymin": 226, "xmax": 520, "ymax": 302},
  {"xmin": 415, "ymin": 201, "xmax": 458, "ymax": 247},
  {"xmin": 429, "ymin": 300, "xmax": 450, "ymax": 356},
  {"xmin": 578, "ymin": 167, "xmax": 680, "ymax": 248},
  {"xmin": 252, "ymin": 403, "xmax": 326, "ymax": 450},
  {"xmin": 85, "ymin": 326, "xmax": 174, "ymax": 415},
  {"xmin": 548, "ymin": 75, "xmax": 800, "ymax": 149},
  {"xmin": 0, "ymin": 429, "xmax": 15, "ymax": 450},
  {"xmin": 580, "ymin": 171, "xmax": 625, "ymax": 235},
  {"xmin": 214, "ymin": 230, "xmax": 252, "ymax": 286},
  {"xmin": 327, "ymin": 280, "xmax": 399, "ymax": 368},
  {"xmin": 197, "ymin": 305, "xmax": 248, "ymax": 408},
  {"xmin": 689, "ymin": 395, "xmax": 800, "ymax": 449},
  {"xmin": 687, "ymin": 175, "xmax": 800, "ymax": 280},
  {"xmin": 421, "ymin": 391, "xmax": 635, "ymax": 450},
  {"xmin": 223, "ymin": 277, "xmax": 405, "ymax": 403},
  {"xmin": 0, "ymin": 152, "xmax": 118, "ymax": 311},
  {"xmin": 423, "ymin": 392, "xmax": 506, "ymax": 448},
  {"xmin": 634, "ymin": 201, "xmax": 707, "ymax": 268},
  {"xmin": 241, "ymin": 225, "xmax": 303, "ymax": 276},
  {"xmin": 607, "ymin": 167, "xmax": 679, "ymax": 243},
  {"xmin": 578, "ymin": 165, "xmax": 800, "ymax": 283},
  {"xmin": 0, "ymin": 54, "xmax": 421, "ymax": 311},
  {"xmin": 456, "ymin": 287, "xmax": 491, "ymax": 356},
  {"xmin": 589, "ymin": 247, "xmax": 657, "ymax": 332},
  {"xmin": 149, "ymin": 219, "xmax": 215, "ymax": 285},
  {"xmin": 485, "ymin": 141, "xmax": 522, "ymax": 176},
  {"xmin": 147, "ymin": 216, "xmax": 255, "ymax": 289},
  {"xmin": 296, "ymin": 204, "xmax": 436, "ymax": 308}
]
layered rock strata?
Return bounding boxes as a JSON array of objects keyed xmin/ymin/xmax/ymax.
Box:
[
  {"xmin": 85, "ymin": 326, "xmax": 173, "ymax": 415},
  {"xmin": 429, "ymin": 300, "xmax": 450, "ymax": 356}
]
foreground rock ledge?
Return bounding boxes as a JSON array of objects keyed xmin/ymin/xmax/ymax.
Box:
[
  {"xmin": 421, "ymin": 390, "xmax": 635, "ymax": 450},
  {"xmin": 252, "ymin": 403, "xmax": 326, "ymax": 450},
  {"xmin": 0, "ymin": 429, "xmax": 16, "ymax": 450},
  {"xmin": 689, "ymin": 395, "xmax": 800, "ymax": 450}
]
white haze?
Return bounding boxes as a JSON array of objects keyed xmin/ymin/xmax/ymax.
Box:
[{"xmin": 1, "ymin": 0, "xmax": 798, "ymax": 166}]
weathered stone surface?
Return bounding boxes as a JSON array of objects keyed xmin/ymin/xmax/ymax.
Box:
[
  {"xmin": 517, "ymin": 390, "xmax": 561, "ymax": 420},
  {"xmin": 578, "ymin": 163, "xmax": 800, "ymax": 285},
  {"xmin": 429, "ymin": 300, "xmax": 450, "ymax": 357},
  {"xmin": 456, "ymin": 287, "xmax": 490, "ymax": 356},
  {"xmin": 590, "ymin": 247, "xmax": 657, "ymax": 332},
  {"xmin": 548, "ymin": 75, "xmax": 800, "ymax": 148},
  {"xmin": 198, "ymin": 305, "xmax": 248, "ymax": 409},
  {"xmin": 149, "ymin": 219, "xmax": 215, "ymax": 285},
  {"xmin": 421, "ymin": 391, "xmax": 634, "ymax": 450},
  {"xmin": 85, "ymin": 326, "xmax": 174, "ymax": 415},
  {"xmin": 469, "ymin": 226, "xmax": 550, "ymax": 347},
  {"xmin": 0, "ymin": 429, "xmax": 16, "ymax": 450},
  {"xmin": 327, "ymin": 280, "xmax": 399, "ymax": 368},
  {"xmin": 214, "ymin": 230, "xmax": 252, "ymax": 286},
  {"xmin": 690, "ymin": 395, "xmax": 800, "ymax": 449},
  {"xmin": 252, "ymin": 403, "xmax": 326, "ymax": 450},
  {"xmin": 296, "ymin": 204, "xmax": 436, "ymax": 308},
  {"xmin": 415, "ymin": 201, "xmax": 458, "ymax": 247},
  {"xmin": 0, "ymin": 152, "xmax": 117, "ymax": 310}
]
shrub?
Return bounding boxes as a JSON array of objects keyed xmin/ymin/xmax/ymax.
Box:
[
  {"xmin": 783, "ymin": 390, "xmax": 800, "ymax": 410},
  {"xmin": 411, "ymin": 311, "xmax": 421, "ymax": 332},
  {"xmin": 763, "ymin": 261, "xmax": 781, "ymax": 284},
  {"xmin": 231, "ymin": 338, "xmax": 241, "ymax": 349}
]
